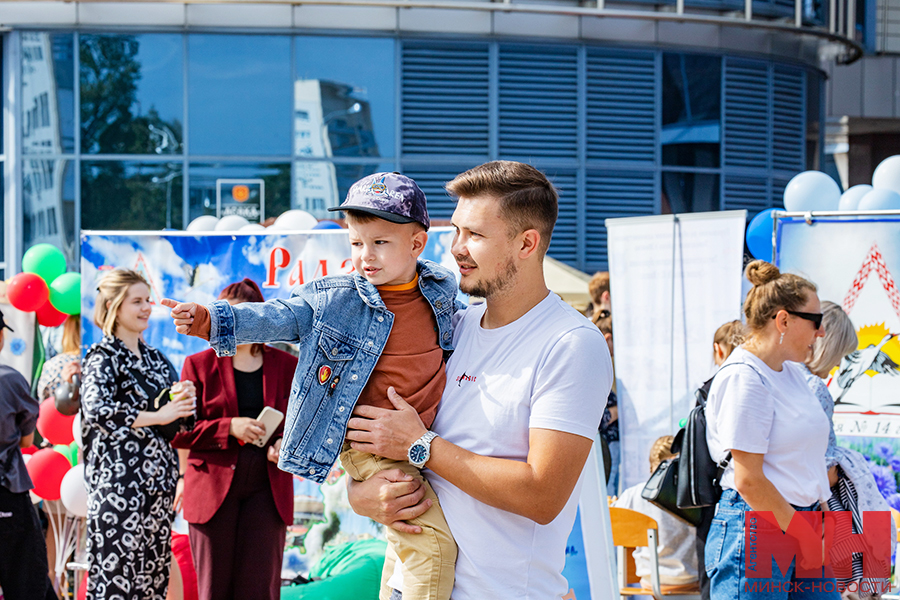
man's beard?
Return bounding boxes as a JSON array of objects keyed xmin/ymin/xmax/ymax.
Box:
[{"xmin": 459, "ymin": 257, "xmax": 518, "ymax": 299}]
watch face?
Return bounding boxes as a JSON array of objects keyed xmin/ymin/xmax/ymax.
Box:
[{"xmin": 409, "ymin": 444, "xmax": 427, "ymax": 464}]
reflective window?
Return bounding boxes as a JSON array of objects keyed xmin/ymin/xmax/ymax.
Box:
[
  {"xmin": 188, "ymin": 35, "xmax": 292, "ymax": 156},
  {"xmin": 81, "ymin": 34, "xmax": 183, "ymax": 155},
  {"xmin": 662, "ymin": 54, "xmax": 721, "ymax": 167},
  {"xmin": 661, "ymin": 172, "xmax": 720, "ymax": 213},
  {"xmin": 294, "ymin": 37, "xmax": 395, "ymax": 159},
  {"xmin": 22, "ymin": 33, "xmax": 75, "ymax": 154},
  {"xmin": 81, "ymin": 161, "xmax": 183, "ymax": 230},
  {"xmin": 188, "ymin": 163, "xmax": 291, "ymax": 224},
  {"xmin": 23, "ymin": 160, "xmax": 76, "ymax": 263},
  {"xmin": 294, "ymin": 161, "xmax": 394, "ymax": 218}
]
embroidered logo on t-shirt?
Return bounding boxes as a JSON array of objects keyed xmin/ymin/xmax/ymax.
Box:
[{"xmin": 455, "ymin": 371, "xmax": 477, "ymax": 386}]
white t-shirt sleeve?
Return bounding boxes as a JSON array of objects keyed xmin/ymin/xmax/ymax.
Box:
[
  {"xmin": 713, "ymin": 365, "xmax": 774, "ymax": 455},
  {"xmin": 529, "ymin": 325, "xmax": 612, "ymax": 440}
]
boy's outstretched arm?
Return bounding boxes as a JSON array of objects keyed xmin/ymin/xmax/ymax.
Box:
[{"xmin": 161, "ymin": 295, "xmax": 315, "ymax": 357}]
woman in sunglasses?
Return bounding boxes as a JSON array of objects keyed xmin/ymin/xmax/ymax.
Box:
[{"xmin": 704, "ymin": 260, "xmax": 838, "ymax": 600}]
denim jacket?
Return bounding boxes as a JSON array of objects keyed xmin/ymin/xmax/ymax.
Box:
[{"xmin": 206, "ymin": 260, "xmax": 460, "ymax": 482}]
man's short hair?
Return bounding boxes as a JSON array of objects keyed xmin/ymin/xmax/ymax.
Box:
[{"xmin": 445, "ymin": 161, "xmax": 558, "ymax": 256}]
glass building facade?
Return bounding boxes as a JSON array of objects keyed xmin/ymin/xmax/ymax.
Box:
[{"xmin": 4, "ymin": 30, "xmax": 824, "ymax": 272}]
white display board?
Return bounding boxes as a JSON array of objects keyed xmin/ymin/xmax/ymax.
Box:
[
  {"xmin": 0, "ymin": 301, "xmax": 36, "ymax": 384},
  {"xmin": 606, "ymin": 211, "xmax": 746, "ymax": 491}
]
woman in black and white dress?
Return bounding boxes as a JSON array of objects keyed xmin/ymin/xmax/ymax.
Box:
[{"xmin": 81, "ymin": 269, "xmax": 196, "ymax": 600}]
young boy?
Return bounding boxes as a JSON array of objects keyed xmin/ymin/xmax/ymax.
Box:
[{"xmin": 162, "ymin": 172, "xmax": 458, "ymax": 600}]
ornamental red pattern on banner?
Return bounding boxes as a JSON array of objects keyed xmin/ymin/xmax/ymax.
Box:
[{"xmin": 842, "ymin": 243, "xmax": 900, "ymax": 321}]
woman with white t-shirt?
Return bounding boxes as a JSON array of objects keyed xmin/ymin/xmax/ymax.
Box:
[{"xmin": 704, "ymin": 260, "xmax": 838, "ymax": 600}]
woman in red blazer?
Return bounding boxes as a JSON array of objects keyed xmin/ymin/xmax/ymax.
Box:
[{"xmin": 172, "ymin": 279, "xmax": 298, "ymax": 600}]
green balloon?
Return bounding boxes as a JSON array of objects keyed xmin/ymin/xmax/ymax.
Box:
[
  {"xmin": 22, "ymin": 244, "xmax": 66, "ymax": 284},
  {"xmin": 68, "ymin": 441, "xmax": 80, "ymax": 466},
  {"xmin": 678, "ymin": 418, "xmax": 687, "ymax": 429},
  {"xmin": 54, "ymin": 444, "xmax": 77, "ymax": 467},
  {"xmin": 49, "ymin": 272, "xmax": 82, "ymax": 316}
]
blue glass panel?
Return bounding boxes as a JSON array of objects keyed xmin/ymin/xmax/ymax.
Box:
[
  {"xmin": 22, "ymin": 33, "xmax": 75, "ymax": 154},
  {"xmin": 294, "ymin": 37, "xmax": 395, "ymax": 159},
  {"xmin": 188, "ymin": 35, "xmax": 292, "ymax": 156},
  {"xmin": 81, "ymin": 161, "xmax": 183, "ymax": 230},
  {"xmin": 23, "ymin": 160, "xmax": 76, "ymax": 264},
  {"xmin": 189, "ymin": 163, "xmax": 290, "ymax": 224},
  {"xmin": 293, "ymin": 161, "xmax": 394, "ymax": 218},
  {"xmin": 81, "ymin": 34, "xmax": 183, "ymax": 154}
]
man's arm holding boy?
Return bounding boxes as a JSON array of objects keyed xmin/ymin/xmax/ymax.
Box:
[{"xmin": 348, "ymin": 327, "xmax": 610, "ymax": 526}]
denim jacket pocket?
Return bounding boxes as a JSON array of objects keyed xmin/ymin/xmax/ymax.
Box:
[{"xmin": 319, "ymin": 330, "xmax": 358, "ymax": 362}]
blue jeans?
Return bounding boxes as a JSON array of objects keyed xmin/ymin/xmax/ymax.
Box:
[
  {"xmin": 606, "ymin": 440, "xmax": 620, "ymax": 496},
  {"xmin": 706, "ymin": 489, "xmax": 840, "ymax": 600}
]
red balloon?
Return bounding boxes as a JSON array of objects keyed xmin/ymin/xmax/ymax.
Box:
[
  {"xmin": 7, "ymin": 272, "xmax": 50, "ymax": 312},
  {"xmin": 37, "ymin": 400, "xmax": 76, "ymax": 445},
  {"xmin": 35, "ymin": 300, "xmax": 68, "ymax": 328},
  {"xmin": 25, "ymin": 448, "xmax": 71, "ymax": 501},
  {"xmin": 21, "ymin": 445, "xmax": 38, "ymax": 455}
]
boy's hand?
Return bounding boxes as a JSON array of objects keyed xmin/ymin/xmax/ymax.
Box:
[{"xmin": 161, "ymin": 298, "xmax": 210, "ymax": 340}]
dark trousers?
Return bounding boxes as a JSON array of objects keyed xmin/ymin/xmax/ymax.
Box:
[
  {"xmin": 696, "ymin": 504, "xmax": 716, "ymax": 600},
  {"xmin": 188, "ymin": 447, "xmax": 286, "ymax": 600},
  {"xmin": 0, "ymin": 487, "xmax": 58, "ymax": 600}
]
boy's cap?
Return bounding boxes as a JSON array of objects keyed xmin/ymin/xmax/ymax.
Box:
[
  {"xmin": 328, "ymin": 172, "xmax": 430, "ymax": 229},
  {"xmin": 0, "ymin": 310, "xmax": 13, "ymax": 333}
]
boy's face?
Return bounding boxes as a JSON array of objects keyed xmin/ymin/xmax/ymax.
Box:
[{"xmin": 348, "ymin": 218, "xmax": 426, "ymax": 287}]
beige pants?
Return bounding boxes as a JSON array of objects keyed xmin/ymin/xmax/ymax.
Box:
[{"xmin": 340, "ymin": 446, "xmax": 457, "ymax": 600}]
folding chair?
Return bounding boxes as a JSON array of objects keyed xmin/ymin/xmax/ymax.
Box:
[{"xmin": 609, "ymin": 507, "xmax": 702, "ymax": 600}]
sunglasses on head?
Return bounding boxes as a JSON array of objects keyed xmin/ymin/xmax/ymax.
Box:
[{"xmin": 772, "ymin": 310, "xmax": 823, "ymax": 330}]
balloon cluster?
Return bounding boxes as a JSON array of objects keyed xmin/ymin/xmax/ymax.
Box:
[
  {"xmin": 23, "ymin": 412, "xmax": 86, "ymax": 517},
  {"xmin": 745, "ymin": 157, "xmax": 900, "ymax": 260},
  {"xmin": 6, "ymin": 244, "xmax": 81, "ymax": 327},
  {"xmin": 185, "ymin": 210, "xmax": 343, "ymax": 233}
]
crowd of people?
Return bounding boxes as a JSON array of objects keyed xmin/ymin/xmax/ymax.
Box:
[{"xmin": 0, "ymin": 159, "xmax": 887, "ymax": 600}]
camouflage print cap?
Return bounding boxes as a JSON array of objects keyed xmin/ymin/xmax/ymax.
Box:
[{"xmin": 328, "ymin": 172, "xmax": 430, "ymax": 229}]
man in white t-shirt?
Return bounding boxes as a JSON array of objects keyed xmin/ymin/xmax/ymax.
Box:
[{"xmin": 346, "ymin": 161, "xmax": 613, "ymax": 600}]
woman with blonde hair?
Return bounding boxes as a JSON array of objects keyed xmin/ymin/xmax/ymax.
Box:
[
  {"xmin": 81, "ymin": 269, "xmax": 196, "ymax": 600},
  {"xmin": 800, "ymin": 301, "xmax": 858, "ymax": 483},
  {"xmin": 704, "ymin": 260, "xmax": 838, "ymax": 599}
]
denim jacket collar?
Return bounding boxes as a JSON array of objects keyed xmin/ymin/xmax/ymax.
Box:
[{"xmin": 353, "ymin": 259, "xmax": 452, "ymax": 309}]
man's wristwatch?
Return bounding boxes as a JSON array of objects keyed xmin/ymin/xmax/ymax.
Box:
[{"xmin": 408, "ymin": 431, "xmax": 439, "ymax": 468}]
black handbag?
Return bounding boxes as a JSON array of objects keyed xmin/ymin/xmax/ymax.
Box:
[{"xmin": 641, "ymin": 456, "xmax": 702, "ymax": 526}]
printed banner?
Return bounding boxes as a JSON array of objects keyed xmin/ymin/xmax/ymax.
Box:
[
  {"xmin": 606, "ymin": 211, "xmax": 747, "ymax": 492},
  {"xmin": 776, "ymin": 215, "xmax": 900, "ymax": 439}
]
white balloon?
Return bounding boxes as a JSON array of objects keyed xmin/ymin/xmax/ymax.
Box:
[
  {"xmin": 271, "ymin": 210, "xmax": 318, "ymax": 231},
  {"xmin": 60, "ymin": 464, "xmax": 87, "ymax": 518},
  {"xmin": 186, "ymin": 215, "xmax": 219, "ymax": 232},
  {"xmin": 838, "ymin": 184, "xmax": 872, "ymax": 211},
  {"xmin": 73, "ymin": 412, "xmax": 83, "ymax": 448},
  {"xmin": 239, "ymin": 223, "xmax": 266, "ymax": 232},
  {"xmin": 858, "ymin": 188, "xmax": 900, "ymax": 211},
  {"xmin": 783, "ymin": 171, "xmax": 841, "ymax": 212},
  {"xmin": 214, "ymin": 215, "xmax": 250, "ymax": 231},
  {"xmin": 872, "ymin": 155, "xmax": 900, "ymax": 194}
]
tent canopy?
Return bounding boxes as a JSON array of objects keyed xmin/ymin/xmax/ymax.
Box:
[{"xmin": 543, "ymin": 256, "xmax": 592, "ymax": 312}]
